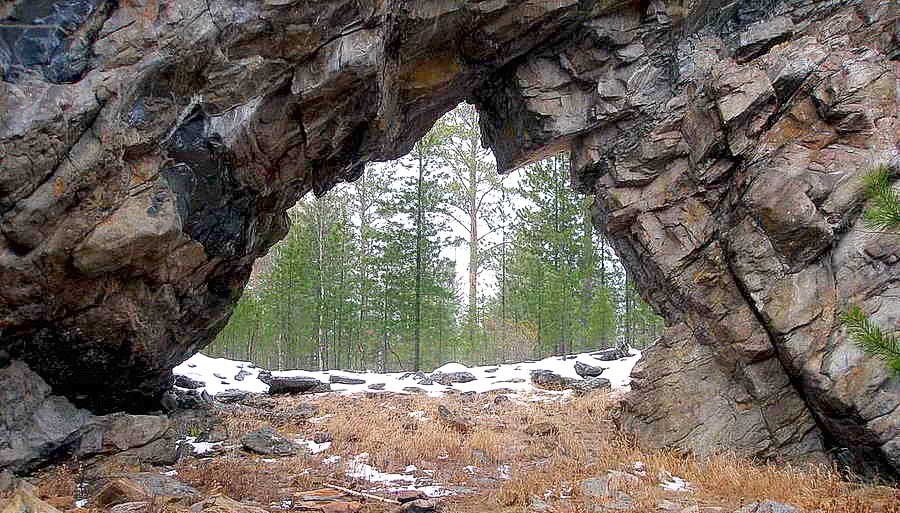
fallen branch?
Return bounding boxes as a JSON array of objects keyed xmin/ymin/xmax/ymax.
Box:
[{"xmin": 323, "ymin": 483, "xmax": 401, "ymax": 505}]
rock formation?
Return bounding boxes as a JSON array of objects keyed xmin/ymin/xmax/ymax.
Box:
[{"xmin": 0, "ymin": 0, "xmax": 897, "ymax": 474}]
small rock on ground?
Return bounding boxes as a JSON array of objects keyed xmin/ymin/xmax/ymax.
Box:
[{"xmin": 240, "ymin": 426, "xmax": 298, "ymax": 456}]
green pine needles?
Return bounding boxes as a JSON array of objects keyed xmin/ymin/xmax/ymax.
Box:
[
  {"xmin": 861, "ymin": 164, "xmax": 900, "ymax": 231},
  {"xmin": 841, "ymin": 305, "xmax": 900, "ymax": 375},
  {"xmin": 840, "ymin": 164, "xmax": 899, "ymax": 375}
]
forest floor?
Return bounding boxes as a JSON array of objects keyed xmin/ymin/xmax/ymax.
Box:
[{"xmin": 23, "ymin": 390, "xmax": 900, "ymax": 513}]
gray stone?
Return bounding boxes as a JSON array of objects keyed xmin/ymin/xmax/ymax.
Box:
[
  {"xmin": 530, "ymin": 370, "xmax": 580, "ymax": 391},
  {"xmin": 329, "ymin": 373, "xmax": 366, "ymax": 385},
  {"xmin": 114, "ymin": 473, "xmax": 199, "ymax": 499},
  {"xmin": 240, "ymin": 426, "xmax": 298, "ymax": 456},
  {"xmin": 574, "ymin": 376, "xmax": 612, "ymax": 394},
  {"xmin": 574, "ymin": 361, "xmax": 606, "ymax": 378},
  {"xmin": 0, "ymin": 360, "xmax": 93, "ymax": 473},
  {"xmin": 591, "ymin": 348, "xmax": 630, "ymax": 361},
  {"xmin": 430, "ymin": 371, "xmax": 477, "ymax": 385},
  {"xmin": 214, "ymin": 389, "xmax": 250, "ymax": 404},
  {"xmin": 259, "ymin": 372, "xmax": 330, "ymax": 395}
]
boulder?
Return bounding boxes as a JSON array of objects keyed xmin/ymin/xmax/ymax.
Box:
[
  {"xmin": 591, "ymin": 348, "xmax": 630, "ymax": 361},
  {"xmin": 329, "ymin": 374, "xmax": 366, "ymax": 385},
  {"xmin": 240, "ymin": 426, "xmax": 298, "ymax": 456},
  {"xmin": 574, "ymin": 376, "xmax": 612, "ymax": 394},
  {"xmin": 0, "ymin": 361, "xmax": 93, "ymax": 473},
  {"xmin": 214, "ymin": 390, "xmax": 250, "ymax": 404},
  {"xmin": 169, "ymin": 389, "xmax": 214, "ymax": 410},
  {"xmin": 574, "ymin": 361, "xmax": 606, "ymax": 378},
  {"xmin": 94, "ymin": 474, "xmax": 198, "ymax": 506},
  {"xmin": 259, "ymin": 372, "xmax": 330, "ymax": 395},
  {"xmin": 174, "ymin": 375, "xmax": 205, "ymax": 390},
  {"xmin": 529, "ymin": 370, "xmax": 580, "ymax": 391},
  {"xmin": 430, "ymin": 371, "xmax": 476, "ymax": 386},
  {"xmin": 400, "ymin": 372, "xmax": 434, "ymax": 386},
  {"xmin": 93, "ymin": 479, "xmax": 152, "ymax": 507}
]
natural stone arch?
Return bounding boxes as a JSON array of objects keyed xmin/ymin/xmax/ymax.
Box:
[{"xmin": 0, "ymin": 0, "xmax": 897, "ymax": 475}]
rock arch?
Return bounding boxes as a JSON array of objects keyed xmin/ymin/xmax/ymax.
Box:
[{"xmin": 0, "ymin": 0, "xmax": 897, "ymax": 473}]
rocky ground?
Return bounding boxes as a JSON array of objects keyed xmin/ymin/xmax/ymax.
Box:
[{"xmin": 2, "ymin": 353, "xmax": 898, "ymax": 513}]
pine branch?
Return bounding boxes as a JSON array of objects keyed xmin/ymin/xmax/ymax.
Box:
[
  {"xmin": 841, "ymin": 305, "xmax": 900, "ymax": 375},
  {"xmin": 862, "ymin": 165, "xmax": 900, "ymax": 231}
]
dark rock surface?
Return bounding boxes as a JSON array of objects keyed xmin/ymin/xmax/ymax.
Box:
[
  {"xmin": 529, "ymin": 370, "xmax": 580, "ymax": 391},
  {"xmin": 0, "ymin": 0, "xmax": 896, "ymax": 474},
  {"xmin": 0, "ymin": 360, "xmax": 180, "ymax": 473},
  {"xmin": 329, "ymin": 373, "xmax": 366, "ymax": 385},
  {"xmin": 431, "ymin": 371, "xmax": 477, "ymax": 385},
  {"xmin": 174, "ymin": 375, "xmax": 204, "ymax": 390},
  {"xmin": 591, "ymin": 348, "xmax": 630, "ymax": 361},
  {"xmin": 258, "ymin": 371, "xmax": 330, "ymax": 394},
  {"xmin": 574, "ymin": 361, "xmax": 606, "ymax": 378}
]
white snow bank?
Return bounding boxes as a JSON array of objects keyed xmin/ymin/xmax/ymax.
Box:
[
  {"xmin": 432, "ymin": 362, "xmax": 471, "ymax": 374},
  {"xmin": 173, "ymin": 353, "xmax": 268, "ymax": 395},
  {"xmin": 174, "ymin": 348, "xmax": 642, "ymax": 399}
]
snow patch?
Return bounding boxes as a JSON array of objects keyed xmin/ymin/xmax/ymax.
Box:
[
  {"xmin": 659, "ymin": 473, "xmax": 692, "ymax": 492},
  {"xmin": 174, "ymin": 349, "xmax": 643, "ymax": 399},
  {"xmin": 295, "ymin": 439, "xmax": 332, "ymax": 454},
  {"xmin": 182, "ymin": 436, "xmax": 222, "ymax": 455},
  {"xmin": 346, "ymin": 454, "xmax": 416, "ymax": 484}
]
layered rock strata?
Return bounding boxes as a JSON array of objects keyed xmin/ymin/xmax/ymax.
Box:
[{"xmin": 0, "ymin": 0, "xmax": 897, "ymax": 473}]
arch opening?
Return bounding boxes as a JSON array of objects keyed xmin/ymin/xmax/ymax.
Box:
[{"xmin": 0, "ymin": 0, "xmax": 897, "ymax": 476}]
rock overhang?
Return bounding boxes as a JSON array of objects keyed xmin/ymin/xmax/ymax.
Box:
[{"xmin": 0, "ymin": 0, "xmax": 897, "ymax": 476}]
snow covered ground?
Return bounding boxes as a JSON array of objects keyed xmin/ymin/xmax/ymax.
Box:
[{"xmin": 172, "ymin": 349, "xmax": 642, "ymax": 398}]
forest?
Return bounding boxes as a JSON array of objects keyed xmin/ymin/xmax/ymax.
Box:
[{"xmin": 206, "ymin": 105, "xmax": 663, "ymax": 372}]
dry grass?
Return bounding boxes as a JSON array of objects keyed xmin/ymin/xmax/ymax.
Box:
[
  {"xmin": 177, "ymin": 454, "xmax": 319, "ymax": 506},
  {"xmin": 24, "ymin": 391, "xmax": 899, "ymax": 513}
]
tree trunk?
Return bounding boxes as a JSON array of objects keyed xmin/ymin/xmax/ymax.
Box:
[{"xmin": 414, "ymin": 152, "xmax": 424, "ymax": 371}]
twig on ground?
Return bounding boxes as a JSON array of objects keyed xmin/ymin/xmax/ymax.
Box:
[{"xmin": 323, "ymin": 483, "xmax": 401, "ymax": 504}]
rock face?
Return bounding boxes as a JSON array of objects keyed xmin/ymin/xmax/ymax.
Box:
[
  {"xmin": 0, "ymin": 0, "xmax": 897, "ymax": 475},
  {"xmin": 0, "ymin": 360, "xmax": 179, "ymax": 473}
]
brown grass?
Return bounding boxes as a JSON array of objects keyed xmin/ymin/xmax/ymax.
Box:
[{"xmin": 26, "ymin": 391, "xmax": 899, "ymax": 513}]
